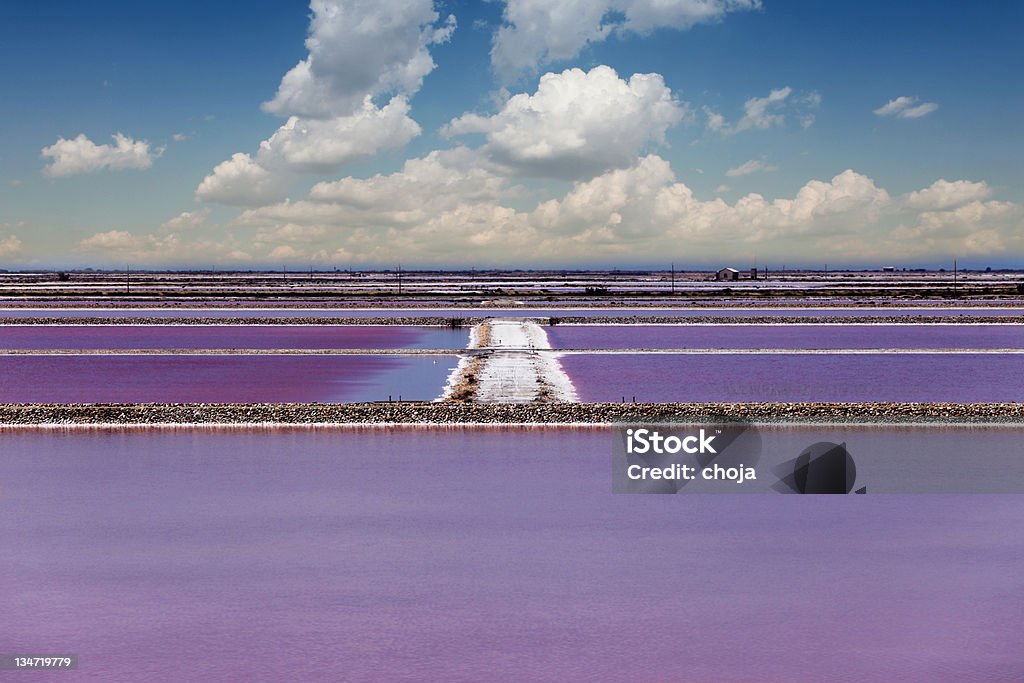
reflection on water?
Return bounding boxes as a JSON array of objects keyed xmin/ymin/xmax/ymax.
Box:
[{"xmin": 2, "ymin": 427, "xmax": 1021, "ymax": 681}]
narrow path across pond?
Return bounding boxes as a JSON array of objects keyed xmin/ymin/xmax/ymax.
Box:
[{"xmin": 441, "ymin": 318, "xmax": 578, "ymax": 403}]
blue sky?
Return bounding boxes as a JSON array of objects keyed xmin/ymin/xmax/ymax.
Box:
[{"xmin": 1, "ymin": 0, "xmax": 1021, "ymax": 269}]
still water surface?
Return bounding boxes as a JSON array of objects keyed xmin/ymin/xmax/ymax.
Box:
[
  {"xmin": 548, "ymin": 324, "xmax": 1024, "ymax": 349},
  {"xmin": 561, "ymin": 352, "xmax": 1024, "ymax": 402},
  {"xmin": 0, "ymin": 355, "xmax": 458, "ymax": 402},
  {"xmin": 0, "ymin": 325, "xmax": 469, "ymax": 350},
  {"xmin": 2, "ymin": 427, "xmax": 1021, "ymax": 681}
]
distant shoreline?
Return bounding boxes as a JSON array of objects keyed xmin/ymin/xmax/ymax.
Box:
[{"xmin": 1, "ymin": 268, "xmax": 1022, "ymax": 303}]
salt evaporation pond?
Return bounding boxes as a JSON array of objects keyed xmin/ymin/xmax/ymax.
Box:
[
  {"xmin": 2, "ymin": 427, "xmax": 1021, "ymax": 681},
  {"xmin": 1, "ymin": 306, "xmax": 1022, "ymax": 319},
  {"xmin": 561, "ymin": 353, "xmax": 1024, "ymax": 402},
  {"xmin": 0, "ymin": 325, "xmax": 469, "ymax": 350},
  {"xmin": 0, "ymin": 355, "xmax": 458, "ymax": 402},
  {"xmin": 548, "ymin": 324, "xmax": 1024, "ymax": 350}
]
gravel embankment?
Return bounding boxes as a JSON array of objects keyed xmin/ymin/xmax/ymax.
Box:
[
  {"xmin": 1, "ymin": 402, "xmax": 1021, "ymax": 425},
  {"xmin": 2, "ymin": 315, "xmax": 1023, "ymax": 325},
  {"xmin": 0, "ymin": 316, "xmax": 484, "ymax": 326},
  {"xmin": 0, "ymin": 348, "xmax": 462, "ymax": 355},
  {"xmin": 551, "ymin": 315, "xmax": 1024, "ymax": 325}
]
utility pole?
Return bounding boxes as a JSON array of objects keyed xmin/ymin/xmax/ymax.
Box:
[
  {"xmin": 671, "ymin": 262, "xmax": 675, "ymax": 294},
  {"xmin": 954, "ymin": 258, "xmax": 958, "ymax": 296},
  {"xmin": 397, "ymin": 264, "xmax": 402, "ymax": 296},
  {"xmin": 126, "ymin": 264, "xmax": 130, "ymax": 295}
]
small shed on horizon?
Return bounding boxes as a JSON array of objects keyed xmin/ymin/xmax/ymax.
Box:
[{"xmin": 715, "ymin": 267, "xmax": 740, "ymax": 281}]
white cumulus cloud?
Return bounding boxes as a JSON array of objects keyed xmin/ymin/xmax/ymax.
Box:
[
  {"xmin": 491, "ymin": 0, "xmax": 760, "ymax": 82},
  {"xmin": 444, "ymin": 65, "xmax": 687, "ymax": 179},
  {"xmin": 726, "ymin": 159, "xmax": 778, "ymax": 177},
  {"xmin": 892, "ymin": 200, "xmax": 1020, "ymax": 255},
  {"xmin": 77, "ymin": 230, "xmax": 143, "ymax": 252},
  {"xmin": 874, "ymin": 96, "xmax": 938, "ymax": 119},
  {"xmin": 309, "ymin": 147, "xmax": 511, "ymax": 207},
  {"xmin": 905, "ymin": 179, "xmax": 992, "ymax": 210},
  {"xmin": 737, "ymin": 86, "xmax": 792, "ymax": 130},
  {"xmin": 41, "ymin": 133, "xmax": 162, "ymax": 178},
  {"xmin": 199, "ymin": 0, "xmax": 453, "ymax": 207},
  {"xmin": 76, "ymin": 229, "xmax": 250, "ymax": 265},
  {"xmin": 196, "ymin": 153, "xmax": 291, "ymax": 206},
  {"xmin": 0, "ymin": 234, "xmax": 22, "ymax": 258},
  {"xmin": 160, "ymin": 209, "xmax": 210, "ymax": 233},
  {"xmin": 239, "ymin": 147, "xmax": 514, "ymax": 231},
  {"xmin": 198, "ymin": 97, "xmax": 421, "ymax": 206},
  {"xmin": 259, "ymin": 97, "xmax": 421, "ymax": 174},
  {"xmin": 263, "ymin": 0, "xmax": 454, "ymax": 118},
  {"xmin": 233, "ymin": 151, "xmax": 1022, "ymax": 265},
  {"xmin": 705, "ymin": 87, "xmax": 820, "ymax": 135}
]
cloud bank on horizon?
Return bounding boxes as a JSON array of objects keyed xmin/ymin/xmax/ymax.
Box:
[{"xmin": 9, "ymin": 0, "xmax": 1022, "ymax": 267}]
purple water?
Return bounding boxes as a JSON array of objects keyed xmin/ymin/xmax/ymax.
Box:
[
  {"xmin": 1, "ymin": 427, "xmax": 1021, "ymax": 681},
  {"xmin": 0, "ymin": 325, "xmax": 469, "ymax": 350},
  {"xmin": 548, "ymin": 324, "xmax": 1024, "ymax": 349},
  {"xmin": 562, "ymin": 353, "xmax": 1024, "ymax": 402},
  {"xmin": 0, "ymin": 355, "xmax": 458, "ymax": 402},
  {"xmin": 1, "ymin": 307, "xmax": 1021, "ymax": 319}
]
